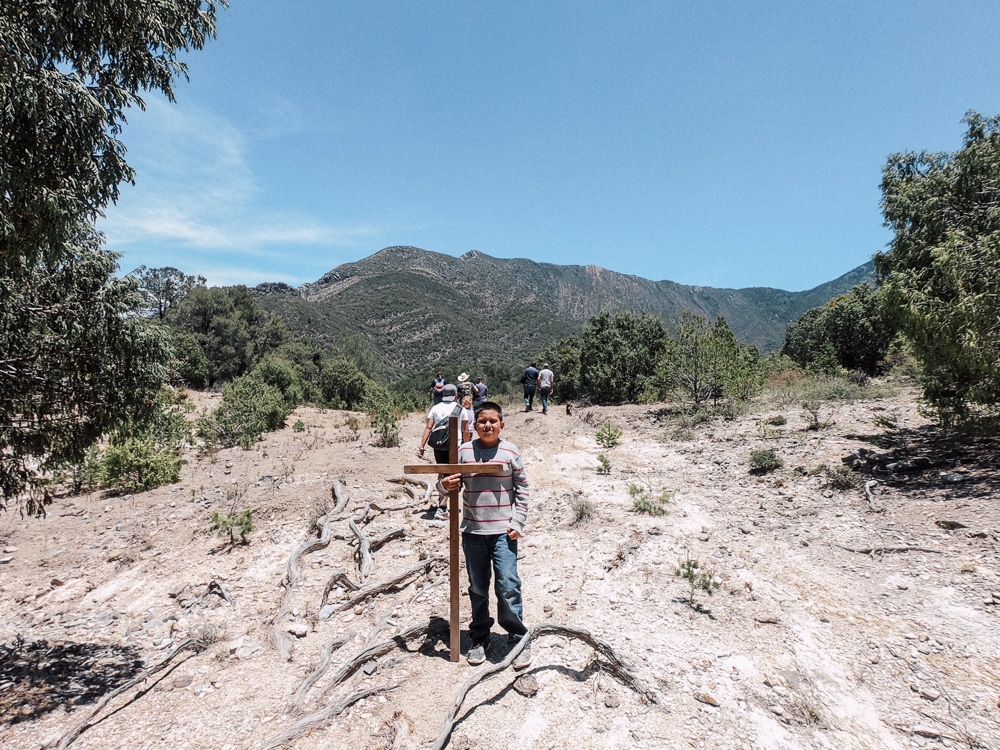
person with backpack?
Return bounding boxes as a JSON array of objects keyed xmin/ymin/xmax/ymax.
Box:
[
  {"xmin": 429, "ymin": 371, "xmax": 446, "ymax": 405},
  {"xmin": 417, "ymin": 383, "xmax": 463, "ymax": 519}
]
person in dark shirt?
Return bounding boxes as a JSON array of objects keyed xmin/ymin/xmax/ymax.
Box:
[{"xmin": 521, "ymin": 362, "xmax": 539, "ymax": 411}]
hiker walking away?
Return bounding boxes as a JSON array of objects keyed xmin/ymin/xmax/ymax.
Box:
[
  {"xmin": 460, "ymin": 394, "xmax": 475, "ymax": 443},
  {"xmin": 521, "ymin": 362, "xmax": 539, "ymax": 411},
  {"xmin": 457, "ymin": 372, "xmax": 475, "ymax": 404},
  {"xmin": 417, "ymin": 383, "xmax": 462, "ymax": 520},
  {"xmin": 439, "ymin": 401, "xmax": 532, "ymax": 670},
  {"xmin": 430, "ymin": 371, "xmax": 446, "ymax": 405},
  {"xmin": 537, "ymin": 363, "xmax": 554, "ymax": 414},
  {"xmin": 473, "ymin": 376, "xmax": 488, "ymax": 407}
]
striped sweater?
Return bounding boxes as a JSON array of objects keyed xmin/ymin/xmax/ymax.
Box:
[{"xmin": 456, "ymin": 438, "xmax": 529, "ymax": 535}]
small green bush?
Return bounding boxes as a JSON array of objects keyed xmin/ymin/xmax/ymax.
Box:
[
  {"xmin": 595, "ymin": 421, "xmax": 622, "ymax": 448},
  {"xmin": 200, "ymin": 375, "xmax": 292, "ymax": 449},
  {"xmin": 749, "ymin": 448, "xmax": 782, "ymax": 474},
  {"xmin": 210, "ymin": 509, "xmax": 254, "ymax": 546},
  {"xmin": 570, "ymin": 496, "xmax": 595, "ymax": 524},
  {"xmin": 87, "ymin": 436, "xmax": 182, "ymax": 494},
  {"xmin": 292, "ymin": 419, "xmax": 306, "ymax": 432},
  {"xmin": 364, "ymin": 386, "xmax": 401, "ymax": 447},
  {"xmin": 675, "ymin": 555, "xmax": 720, "ymax": 607},
  {"xmin": 596, "ymin": 454, "xmax": 611, "ymax": 475},
  {"xmin": 826, "ymin": 465, "xmax": 858, "ymax": 491},
  {"xmin": 629, "ymin": 483, "xmax": 673, "ymax": 515}
]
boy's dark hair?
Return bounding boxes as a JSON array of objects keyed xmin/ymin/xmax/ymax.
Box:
[{"xmin": 475, "ymin": 401, "xmax": 504, "ymax": 420}]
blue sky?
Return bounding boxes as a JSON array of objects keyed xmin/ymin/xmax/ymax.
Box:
[{"xmin": 99, "ymin": 1, "xmax": 1000, "ymax": 291}]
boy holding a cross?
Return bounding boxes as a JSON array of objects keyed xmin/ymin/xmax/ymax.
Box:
[{"xmin": 439, "ymin": 401, "xmax": 532, "ymax": 669}]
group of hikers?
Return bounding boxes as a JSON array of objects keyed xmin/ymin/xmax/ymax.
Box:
[{"xmin": 413, "ymin": 361, "xmax": 555, "ymax": 670}]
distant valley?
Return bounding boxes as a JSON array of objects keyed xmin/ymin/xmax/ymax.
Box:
[{"xmin": 255, "ymin": 246, "xmax": 875, "ymax": 377}]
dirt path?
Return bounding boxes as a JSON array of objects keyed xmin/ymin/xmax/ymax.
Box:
[{"xmin": 1, "ymin": 389, "xmax": 998, "ymax": 749}]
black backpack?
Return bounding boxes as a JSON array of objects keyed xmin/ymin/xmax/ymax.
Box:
[{"xmin": 428, "ymin": 404, "xmax": 462, "ymax": 450}]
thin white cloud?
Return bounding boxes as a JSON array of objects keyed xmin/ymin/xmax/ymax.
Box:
[{"xmin": 100, "ymin": 97, "xmax": 378, "ymax": 266}]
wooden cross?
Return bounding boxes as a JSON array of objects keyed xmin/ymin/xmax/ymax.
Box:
[{"xmin": 403, "ymin": 415, "xmax": 502, "ymax": 662}]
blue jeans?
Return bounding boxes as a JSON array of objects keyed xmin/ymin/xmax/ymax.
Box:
[
  {"xmin": 523, "ymin": 384, "xmax": 535, "ymax": 410},
  {"xmin": 539, "ymin": 387, "xmax": 551, "ymax": 413},
  {"xmin": 462, "ymin": 532, "xmax": 526, "ymax": 645}
]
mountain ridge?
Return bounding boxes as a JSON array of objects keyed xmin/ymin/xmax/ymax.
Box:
[{"xmin": 257, "ymin": 246, "xmax": 875, "ymax": 377}]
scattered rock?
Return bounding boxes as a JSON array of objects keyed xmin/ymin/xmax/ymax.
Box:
[
  {"xmin": 694, "ymin": 692, "xmax": 720, "ymax": 707},
  {"xmin": 172, "ymin": 674, "xmax": 193, "ymax": 689},
  {"xmin": 603, "ymin": 691, "xmax": 621, "ymax": 708},
  {"xmin": 514, "ymin": 674, "xmax": 539, "ymax": 696},
  {"xmin": 287, "ymin": 622, "xmax": 309, "ymax": 638},
  {"xmin": 754, "ymin": 614, "xmax": 779, "ymax": 624},
  {"xmin": 362, "ymin": 659, "xmax": 378, "ymax": 676}
]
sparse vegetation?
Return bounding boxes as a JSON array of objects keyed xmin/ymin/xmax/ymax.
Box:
[
  {"xmin": 596, "ymin": 454, "xmax": 611, "ymax": 475},
  {"xmin": 210, "ymin": 484, "xmax": 254, "ymax": 546},
  {"xmin": 366, "ymin": 391, "xmax": 401, "ymax": 448},
  {"xmin": 596, "ymin": 421, "xmax": 622, "ymax": 448},
  {"xmin": 629, "ymin": 483, "xmax": 673, "ymax": 515},
  {"xmin": 292, "ymin": 419, "xmax": 306, "ymax": 432},
  {"xmin": 749, "ymin": 448, "xmax": 782, "ymax": 474},
  {"xmin": 675, "ymin": 554, "xmax": 721, "ymax": 607},
  {"xmin": 570, "ymin": 496, "xmax": 595, "ymax": 524}
]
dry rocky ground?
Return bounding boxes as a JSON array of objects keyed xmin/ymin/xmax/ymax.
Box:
[{"xmin": 1, "ymin": 386, "xmax": 999, "ymax": 750}]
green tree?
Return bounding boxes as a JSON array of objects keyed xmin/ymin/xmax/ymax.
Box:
[
  {"xmin": 539, "ymin": 336, "xmax": 581, "ymax": 402},
  {"xmin": 0, "ymin": 1, "xmax": 223, "ymax": 509},
  {"xmin": 579, "ymin": 311, "xmax": 667, "ymax": 403},
  {"xmin": 782, "ymin": 285, "xmax": 894, "ymax": 376},
  {"xmin": 166, "ymin": 286, "xmax": 289, "ymax": 387},
  {"xmin": 652, "ymin": 314, "xmax": 761, "ymax": 406},
  {"xmin": 135, "ymin": 266, "xmax": 207, "ymax": 320},
  {"xmin": 877, "ymin": 112, "xmax": 1000, "ymax": 428}
]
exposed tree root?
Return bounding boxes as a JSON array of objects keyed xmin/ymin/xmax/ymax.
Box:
[
  {"xmin": 335, "ymin": 557, "xmax": 446, "ymax": 613},
  {"xmin": 56, "ymin": 638, "xmax": 202, "ymax": 749},
  {"xmin": 291, "ymin": 634, "xmax": 353, "ymax": 711},
  {"xmin": 327, "ymin": 480, "xmax": 352, "ymax": 520},
  {"xmin": 350, "ymin": 517, "xmax": 375, "ymax": 580},
  {"xmin": 284, "ymin": 514, "xmax": 333, "ymax": 589},
  {"xmin": 864, "ymin": 480, "xmax": 885, "ymax": 513},
  {"xmin": 184, "ymin": 579, "xmax": 233, "ymax": 610},
  {"xmin": 317, "ymin": 620, "xmax": 444, "ymax": 702},
  {"xmin": 273, "ymin": 514, "xmax": 333, "ymax": 659},
  {"xmin": 370, "ymin": 526, "xmax": 405, "ymax": 552},
  {"xmin": 320, "ymin": 571, "xmax": 361, "ymax": 610},
  {"xmin": 260, "ymin": 683, "xmax": 399, "ymax": 750},
  {"xmin": 429, "ymin": 623, "xmax": 658, "ymax": 750},
  {"xmin": 835, "ymin": 543, "xmax": 942, "ymax": 555}
]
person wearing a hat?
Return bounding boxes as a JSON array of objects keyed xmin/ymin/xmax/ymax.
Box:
[
  {"xmin": 457, "ymin": 372, "xmax": 475, "ymax": 403},
  {"xmin": 418, "ymin": 383, "xmax": 463, "ymax": 520}
]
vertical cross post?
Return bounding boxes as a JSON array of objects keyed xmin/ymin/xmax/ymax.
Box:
[{"xmin": 403, "ymin": 416, "xmax": 501, "ymax": 662}]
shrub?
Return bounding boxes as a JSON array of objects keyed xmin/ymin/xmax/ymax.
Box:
[
  {"xmin": 200, "ymin": 375, "xmax": 292, "ymax": 449},
  {"xmin": 629, "ymin": 483, "xmax": 672, "ymax": 515},
  {"xmin": 210, "ymin": 509, "xmax": 254, "ymax": 546},
  {"xmin": 675, "ymin": 554, "xmax": 721, "ymax": 607},
  {"xmin": 749, "ymin": 448, "xmax": 782, "ymax": 474},
  {"xmin": 364, "ymin": 386, "xmax": 401, "ymax": 448},
  {"xmin": 595, "ymin": 421, "xmax": 622, "ymax": 448},
  {"xmin": 86, "ymin": 436, "xmax": 182, "ymax": 493},
  {"xmin": 596, "ymin": 454, "xmax": 611, "ymax": 475},
  {"xmin": 570, "ymin": 496, "xmax": 595, "ymax": 524},
  {"xmin": 826, "ymin": 465, "xmax": 858, "ymax": 491},
  {"xmin": 292, "ymin": 419, "xmax": 306, "ymax": 432}
]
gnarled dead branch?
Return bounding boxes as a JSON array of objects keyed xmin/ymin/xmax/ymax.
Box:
[
  {"xmin": 291, "ymin": 634, "xmax": 353, "ymax": 711},
  {"xmin": 316, "ymin": 620, "xmax": 444, "ymax": 702},
  {"xmin": 336, "ymin": 557, "xmax": 446, "ymax": 613},
  {"xmin": 430, "ymin": 623, "xmax": 658, "ymax": 750},
  {"xmin": 370, "ymin": 526, "xmax": 405, "ymax": 552},
  {"xmin": 349, "ymin": 517, "xmax": 375, "ymax": 580},
  {"xmin": 834, "ymin": 543, "xmax": 942, "ymax": 555},
  {"xmin": 57, "ymin": 638, "xmax": 202, "ymax": 749},
  {"xmin": 261, "ymin": 684, "xmax": 399, "ymax": 750},
  {"xmin": 184, "ymin": 579, "xmax": 233, "ymax": 610},
  {"xmin": 320, "ymin": 570, "xmax": 360, "ymax": 611}
]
